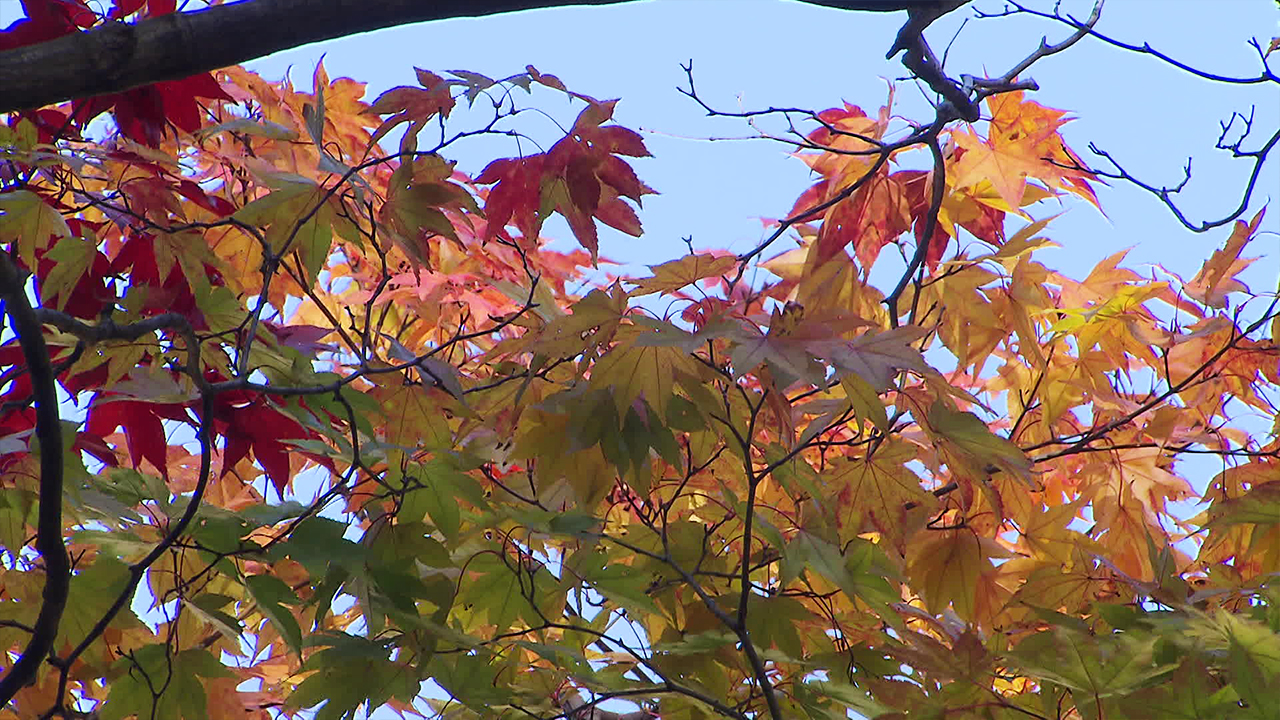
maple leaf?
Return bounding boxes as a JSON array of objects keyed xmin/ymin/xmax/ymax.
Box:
[
  {"xmin": 950, "ymin": 93, "xmax": 1098, "ymax": 213},
  {"xmin": 85, "ymin": 394, "xmax": 190, "ymax": 480},
  {"xmin": 733, "ymin": 309, "xmax": 928, "ymax": 392},
  {"xmin": 1008, "ymin": 628, "xmax": 1175, "ymax": 700},
  {"xmin": 829, "ymin": 440, "xmax": 936, "ymax": 548},
  {"xmin": 475, "ymin": 155, "xmax": 548, "ymax": 242},
  {"xmin": 109, "ymin": 0, "xmax": 166, "ymax": 18},
  {"xmin": 949, "ymin": 129, "xmax": 1045, "ymax": 210},
  {"xmin": 590, "ymin": 325, "xmax": 701, "ymax": 419},
  {"xmin": 0, "ymin": 188, "xmax": 71, "ymax": 271},
  {"xmin": 527, "ymin": 284, "xmax": 629, "ymax": 357},
  {"xmin": 72, "ymin": 73, "xmax": 233, "ymax": 147},
  {"xmin": 791, "ymin": 95, "xmax": 909, "ymax": 269},
  {"xmin": 0, "ymin": 0, "xmax": 94, "ymax": 52},
  {"xmin": 176, "ymin": 179, "xmax": 236, "ymax": 217},
  {"xmin": 906, "ymin": 529, "xmax": 1012, "ymax": 622},
  {"xmin": 896, "ymin": 169, "xmax": 954, "ymax": 267},
  {"xmin": 12, "ymin": 107, "xmax": 82, "ymax": 143},
  {"xmin": 1104, "ymin": 447, "xmax": 1194, "ymax": 522},
  {"xmin": 263, "ymin": 322, "xmax": 335, "ymax": 355},
  {"xmin": 35, "ymin": 231, "xmax": 114, "ymax": 318},
  {"xmin": 476, "ymin": 99, "xmax": 654, "ymax": 260},
  {"xmin": 724, "ymin": 322, "xmax": 827, "ymax": 389},
  {"xmin": 366, "ymin": 68, "xmax": 456, "ymax": 146},
  {"xmin": 1183, "ymin": 208, "xmax": 1264, "ymax": 308},
  {"xmin": 380, "ymin": 153, "xmax": 479, "ymax": 268},
  {"xmin": 208, "ymin": 397, "xmax": 315, "ymax": 495},
  {"xmin": 110, "ymin": 231, "xmax": 225, "ymax": 325},
  {"xmin": 811, "ymin": 325, "xmax": 932, "ymax": 392},
  {"xmin": 628, "ymin": 253, "xmax": 737, "ymax": 296},
  {"xmin": 925, "ymin": 402, "xmax": 1034, "ymax": 487},
  {"xmin": 1206, "ymin": 478, "xmax": 1280, "ymax": 530}
]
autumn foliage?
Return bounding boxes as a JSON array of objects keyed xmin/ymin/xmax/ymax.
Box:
[{"xmin": 1, "ymin": 2, "xmax": 1279, "ymax": 720}]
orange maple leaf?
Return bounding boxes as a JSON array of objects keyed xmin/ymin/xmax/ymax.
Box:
[{"xmin": 1184, "ymin": 208, "xmax": 1265, "ymax": 308}]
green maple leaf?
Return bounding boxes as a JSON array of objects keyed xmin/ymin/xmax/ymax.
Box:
[{"xmin": 1008, "ymin": 627, "xmax": 1176, "ymax": 700}]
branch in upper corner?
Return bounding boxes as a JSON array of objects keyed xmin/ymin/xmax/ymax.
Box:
[
  {"xmin": 978, "ymin": 0, "xmax": 1278, "ymax": 231},
  {"xmin": 0, "ymin": 0, "xmax": 970, "ymax": 114}
]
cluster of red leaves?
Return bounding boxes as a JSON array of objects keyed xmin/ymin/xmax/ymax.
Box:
[{"xmin": 476, "ymin": 98, "xmax": 655, "ymax": 259}]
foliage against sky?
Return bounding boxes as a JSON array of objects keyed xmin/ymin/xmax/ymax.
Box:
[{"xmin": 1, "ymin": 1, "xmax": 1278, "ymax": 720}]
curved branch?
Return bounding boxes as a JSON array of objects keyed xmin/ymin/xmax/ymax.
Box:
[
  {"xmin": 1085, "ymin": 124, "xmax": 1280, "ymax": 233},
  {"xmin": 993, "ymin": 0, "xmax": 1278, "ymax": 85},
  {"xmin": 48, "ymin": 392, "xmax": 216, "ymax": 715},
  {"xmin": 885, "ymin": 130, "xmax": 946, "ymax": 325},
  {"xmin": 0, "ymin": 0, "xmax": 966, "ymax": 114},
  {"xmin": 0, "ymin": 255, "xmax": 70, "ymax": 708},
  {"xmin": 33, "ymin": 308, "xmax": 207, "ymax": 391}
]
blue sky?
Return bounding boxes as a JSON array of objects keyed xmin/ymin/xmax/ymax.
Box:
[{"xmin": 245, "ymin": 0, "xmax": 1279, "ymax": 287}]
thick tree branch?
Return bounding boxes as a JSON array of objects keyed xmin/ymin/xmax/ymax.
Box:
[
  {"xmin": 33, "ymin": 309, "xmax": 207, "ymax": 392},
  {"xmin": 0, "ymin": 255, "xmax": 69, "ymax": 708},
  {"xmin": 0, "ymin": 0, "xmax": 965, "ymax": 114},
  {"xmin": 48, "ymin": 393, "xmax": 217, "ymax": 716}
]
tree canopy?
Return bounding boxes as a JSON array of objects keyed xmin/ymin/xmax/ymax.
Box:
[{"xmin": 1, "ymin": 1, "xmax": 1278, "ymax": 720}]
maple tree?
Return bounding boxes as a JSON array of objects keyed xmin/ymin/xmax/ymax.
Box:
[{"xmin": 2, "ymin": 1, "xmax": 1279, "ymax": 720}]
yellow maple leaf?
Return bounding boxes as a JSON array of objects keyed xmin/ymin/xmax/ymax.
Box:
[
  {"xmin": 950, "ymin": 128, "xmax": 1044, "ymax": 210},
  {"xmin": 829, "ymin": 440, "xmax": 936, "ymax": 548},
  {"xmin": 628, "ymin": 253, "xmax": 737, "ymax": 296},
  {"xmin": 906, "ymin": 529, "xmax": 1010, "ymax": 622},
  {"xmin": 590, "ymin": 325, "xmax": 701, "ymax": 419}
]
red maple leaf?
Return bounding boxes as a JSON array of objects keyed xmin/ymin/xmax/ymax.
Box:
[
  {"xmin": 175, "ymin": 180, "xmax": 236, "ymax": 217},
  {"xmin": 475, "ymin": 155, "xmax": 549, "ymax": 243},
  {"xmin": 476, "ymin": 99, "xmax": 654, "ymax": 260},
  {"xmin": 366, "ymin": 68, "xmax": 456, "ymax": 146},
  {"xmin": 85, "ymin": 394, "xmax": 190, "ymax": 480},
  {"xmin": 227, "ymin": 402, "xmax": 335, "ymax": 496},
  {"xmin": 897, "ymin": 169, "xmax": 959, "ymax": 267},
  {"xmin": 8, "ymin": 108, "xmax": 81, "ymax": 144},
  {"xmin": 0, "ymin": 0, "xmax": 95, "ymax": 52},
  {"xmin": 198, "ymin": 380, "xmax": 329, "ymax": 496},
  {"xmin": 110, "ymin": 231, "xmax": 225, "ymax": 326},
  {"xmin": 109, "ymin": 0, "xmax": 175, "ymax": 18},
  {"xmin": 72, "ymin": 73, "xmax": 233, "ymax": 147}
]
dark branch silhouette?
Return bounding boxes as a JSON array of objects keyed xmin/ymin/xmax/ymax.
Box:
[
  {"xmin": 0, "ymin": 256, "xmax": 69, "ymax": 707},
  {"xmin": 0, "ymin": 0, "xmax": 969, "ymax": 114}
]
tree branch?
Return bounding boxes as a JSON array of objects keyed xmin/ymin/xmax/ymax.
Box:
[
  {"xmin": 48, "ymin": 392, "xmax": 217, "ymax": 716},
  {"xmin": 0, "ymin": 0, "xmax": 967, "ymax": 114},
  {"xmin": 0, "ymin": 255, "xmax": 70, "ymax": 708}
]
